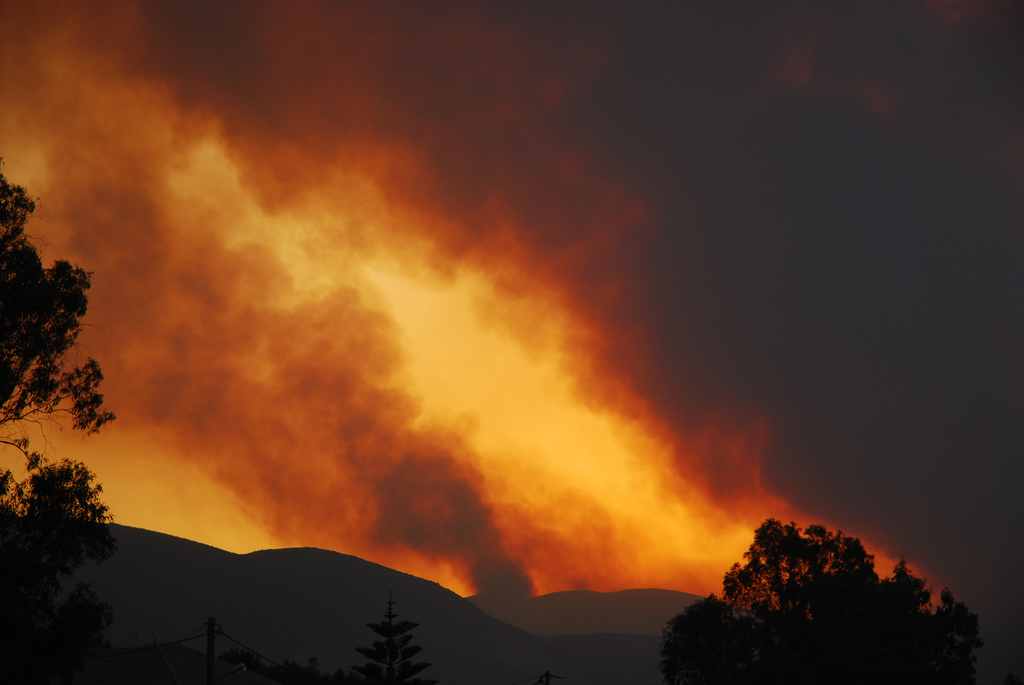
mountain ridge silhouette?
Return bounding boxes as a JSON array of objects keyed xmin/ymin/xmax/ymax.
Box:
[{"xmin": 76, "ymin": 524, "xmax": 700, "ymax": 685}]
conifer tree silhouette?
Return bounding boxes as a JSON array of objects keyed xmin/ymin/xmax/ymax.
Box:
[{"xmin": 353, "ymin": 597, "xmax": 438, "ymax": 685}]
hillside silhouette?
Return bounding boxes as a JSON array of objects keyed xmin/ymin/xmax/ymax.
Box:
[
  {"xmin": 76, "ymin": 525, "xmax": 696, "ymax": 685},
  {"xmin": 469, "ymin": 588, "xmax": 702, "ymax": 636}
]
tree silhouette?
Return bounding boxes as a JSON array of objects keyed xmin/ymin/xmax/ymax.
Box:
[
  {"xmin": 354, "ymin": 598, "xmax": 438, "ymax": 685},
  {"xmin": 660, "ymin": 594, "xmax": 757, "ymax": 685},
  {"xmin": 0, "ymin": 167, "xmax": 113, "ymax": 446},
  {"xmin": 661, "ymin": 519, "xmax": 982, "ymax": 685},
  {"xmin": 221, "ymin": 648, "xmax": 364, "ymax": 685},
  {"xmin": 0, "ymin": 165, "xmax": 116, "ymax": 684}
]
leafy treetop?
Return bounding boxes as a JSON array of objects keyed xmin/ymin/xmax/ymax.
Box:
[
  {"xmin": 1, "ymin": 166, "xmax": 113, "ymax": 452},
  {"xmin": 0, "ymin": 449, "xmax": 115, "ymax": 683},
  {"xmin": 661, "ymin": 519, "xmax": 982, "ymax": 685},
  {"xmin": 220, "ymin": 648, "xmax": 364, "ymax": 685},
  {"xmin": 0, "ymin": 165, "xmax": 117, "ymax": 684}
]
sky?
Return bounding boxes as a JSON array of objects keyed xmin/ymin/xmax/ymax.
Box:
[{"xmin": 1, "ymin": 0, "xmax": 1022, "ymax": 680}]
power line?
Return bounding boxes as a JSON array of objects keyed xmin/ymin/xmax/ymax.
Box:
[
  {"xmin": 514, "ymin": 671, "xmax": 659, "ymax": 685},
  {"xmin": 500, "ymin": 677, "xmax": 546, "ymax": 685},
  {"xmin": 218, "ymin": 628, "xmax": 303, "ymax": 678},
  {"xmin": 80, "ymin": 624, "xmax": 211, "ymax": 684},
  {"xmin": 564, "ymin": 678, "xmax": 660, "ymax": 685},
  {"xmin": 84, "ymin": 623, "xmax": 208, "ymax": 661},
  {"xmin": 536, "ymin": 671, "xmax": 563, "ymax": 685}
]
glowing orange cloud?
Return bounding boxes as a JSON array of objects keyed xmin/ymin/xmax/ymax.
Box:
[{"xmin": 0, "ymin": 1, "xmax": 793, "ymax": 599}]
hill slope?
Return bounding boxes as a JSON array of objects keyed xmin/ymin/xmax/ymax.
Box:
[
  {"xmin": 77, "ymin": 525, "xmax": 686, "ymax": 685},
  {"xmin": 469, "ymin": 588, "xmax": 701, "ymax": 636}
]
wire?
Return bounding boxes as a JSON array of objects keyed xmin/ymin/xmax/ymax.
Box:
[
  {"xmin": 84, "ymin": 623, "xmax": 207, "ymax": 661},
  {"xmin": 218, "ymin": 628, "xmax": 302, "ymax": 677},
  {"xmin": 79, "ymin": 624, "xmax": 211, "ymax": 685},
  {"xmin": 506, "ymin": 671, "xmax": 657, "ymax": 685},
  {"xmin": 500, "ymin": 677, "xmax": 546, "ymax": 685},
  {"xmin": 564, "ymin": 678, "xmax": 660, "ymax": 685}
]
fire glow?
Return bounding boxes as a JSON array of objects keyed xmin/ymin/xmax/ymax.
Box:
[{"xmin": 2, "ymin": 1, "xmax": 788, "ymax": 599}]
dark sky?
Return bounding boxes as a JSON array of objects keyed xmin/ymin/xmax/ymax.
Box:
[
  {"xmin": 594, "ymin": 4, "xmax": 1024, "ymax": 677},
  {"xmin": 1, "ymin": 1, "xmax": 1022, "ymax": 680}
]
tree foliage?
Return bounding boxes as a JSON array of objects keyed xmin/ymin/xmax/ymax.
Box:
[
  {"xmin": 0, "ymin": 165, "xmax": 113, "ymax": 449},
  {"xmin": 0, "ymin": 455, "xmax": 115, "ymax": 683},
  {"xmin": 0, "ymin": 165, "xmax": 116, "ymax": 683},
  {"xmin": 353, "ymin": 598, "xmax": 437, "ymax": 685},
  {"xmin": 661, "ymin": 595, "xmax": 757, "ymax": 685},
  {"xmin": 220, "ymin": 648, "xmax": 364, "ymax": 685},
  {"xmin": 661, "ymin": 519, "xmax": 982, "ymax": 685}
]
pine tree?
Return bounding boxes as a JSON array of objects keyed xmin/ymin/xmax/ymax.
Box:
[{"xmin": 353, "ymin": 598, "xmax": 437, "ymax": 685}]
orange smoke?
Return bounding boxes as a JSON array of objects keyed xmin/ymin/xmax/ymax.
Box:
[{"xmin": 0, "ymin": 1, "xmax": 790, "ymax": 598}]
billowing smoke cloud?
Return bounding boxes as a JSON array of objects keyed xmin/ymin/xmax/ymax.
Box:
[
  {"xmin": 4, "ymin": 1, "xmax": 740, "ymax": 601},
  {"xmin": 2, "ymin": 1, "xmax": 1022, "ymax": 679}
]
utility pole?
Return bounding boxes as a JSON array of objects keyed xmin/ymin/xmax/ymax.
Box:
[
  {"xmin": 536, "ymin": 671, "xmax": 561, "ymax": 685},
  {"xmin": 207, "ymin": 616, "xmax": 216, "ymax": 685}
]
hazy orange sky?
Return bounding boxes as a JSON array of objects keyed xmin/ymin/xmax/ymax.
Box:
[{"xmin": 2, "ymin": 1, "xmax": 1022, "ymax": 680}]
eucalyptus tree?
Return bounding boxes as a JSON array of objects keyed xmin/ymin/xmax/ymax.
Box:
[
  {"xmin": 661, "ymin": 519, "xmax": 982, "ymax": 685},
  {"xmin": 0, "ymin": 166, "xmax": 116, "ymax": 684}
]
